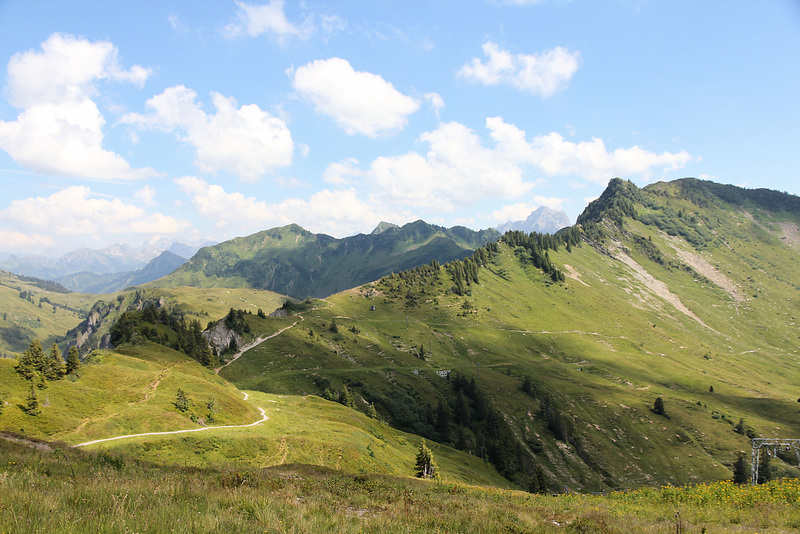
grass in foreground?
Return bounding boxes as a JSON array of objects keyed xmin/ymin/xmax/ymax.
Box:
[{"xmin": 2, "ymin": 436, "xmax": 800, "ymax": 533}]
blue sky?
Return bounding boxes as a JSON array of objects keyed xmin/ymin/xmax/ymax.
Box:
[{"xmin": 0, "ymin": 1, "xmax": 798, "ymax": 256}]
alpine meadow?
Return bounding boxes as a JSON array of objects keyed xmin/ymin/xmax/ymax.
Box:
[{"xmin": 2, "ymin": 177, "xmax": 800, "ymax": 532}]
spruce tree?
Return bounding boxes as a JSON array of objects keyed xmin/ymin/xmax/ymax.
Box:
[
  {"xmin": 66, "ymin": 346, "xmax": 81, "ymax": 375},
  {"xmin": 25, "ymin": 381, "xmax": 41, "ymax": 416},
  {"xmin": 757, "ymin": 451, "xmax": 773, "ymax": 484},
  {"xmin": 653, "ymin": 396, "xmax": 666, "ymax": 416},
  {"xmin": 732, "ymin": 452, "xmax": 749, "ymax": 484},
  {"xmin": 45, "ymin": 343, "xmax": 66, "ymax": 380},
  {"xmin": 414, "ymin": 439, "xmax": 438, "ymax": 479},
  {"xmin": 16, "ymin": 339, "xmax": 47, "ymax": 380},
  {"xmin": 339, "ymin": 384, "xmax": 355, "ymax": 408}
]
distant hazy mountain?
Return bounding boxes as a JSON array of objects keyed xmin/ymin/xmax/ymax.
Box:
[
  {"xmin": 152, "ymin": 220, "xmax": 500, "ymax": 298},
  {"xmin": 0, "ymin": 240, "xmax": 205, "ymax": 281},
  {"xmin": 496, "ymin": 206, "xmax": 571, "ymax": 235},
  {"xmin": 56, "ymin": 251, "xmax": 187, "ymax": 294}
]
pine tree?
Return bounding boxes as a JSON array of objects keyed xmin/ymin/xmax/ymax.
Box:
[
  {"xmin": 367, "ymin": 402, "xmax": 378, "ymax": 419},
  {"xmin": 757, "ymin": 451, "xmax": 773, "ymax": 484},
  {"xmin": 339, "ymin": 384, "xmax": 355, "ymax": 408},
  {"xmin": 16, "ymin": 339, "xmax": 47, "ymax": 380},
  {"xmin": 414, "ymin": 439, "xmax": 438, "ymax": 479},
  {"xmin": 732, "ymin": 452, "xmax": 749, "ymax": 484},
  {"xmin": 653, "ymin": 396, "xmax": 666, "ymax": 416},
  {"xmin": 25, "ymin": 381, "xmax": 41, "ymax": 416},
  {"xmin": 175, "ymin": 389, "xmax": 191, "ymax": 413},
  {"xmin": 529, "ymin": 465, "xmax": 548, "ymax": 494},
  {"xmin": 45, "ymin": 343, "xmax": 66, "ymax": 380},
  {"xmin": 66, "ymin": 346, "xmax": 81, "ymax": 375}
]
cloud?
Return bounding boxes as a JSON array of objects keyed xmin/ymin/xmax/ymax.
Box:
[
  {"xmin": 224, "ymin": 0, "xmax": 313, "ymax": 42},
  {"xmin": 484, "ymin": 117, "xmax": 694, "ymax": 184},
  {"xmin": 424, "ymin": 92, "xmax": 445, "ymax": 117},
  {"xmin": 349, "ymin": 117, "xmax": 693, "ymax": 212},
  {"xmin": 122, "ymin": 86, "xmax": 293, "ymax": 182},
  {"xmin": 0, "ymin": 186, "xmax": 190, "ymax": 252},
  {"xmin": 135, "ymin": 185, "xmax": 157, "ymax": 206},
  {"xmin": 291, "ymin": 57, "xmax": 420, "ymax": 137},
  {"xmin": 367, "ymin": 121, "xmax": 533, "ymax": 210},
  {"xmin": 458, "ymin": 42, "xmax": 579, "ymax": 97},
  {"xmin": 322, "ymin": 158, "xmax": 364, "ymax": 186},
  {"xmin": 0, "ymin": 229, "xmax": 55, "ymax": 251},
  {"xmin": 175, "ymin": 176, "xmax": 412, "ymax": 238},
  {"xmin": 0, "ymin": 33, "xmax": 157, "ymax": 180}
]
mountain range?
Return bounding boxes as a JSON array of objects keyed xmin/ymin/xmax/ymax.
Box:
[
  {"xmin": 2, "ymin": 176, "xmax": 800, "ymax": 496},
  {"xmin": 0, "ymin": 239, "xmax": 205, "ymax": 281},
  {"xmin": 149, "ymin": 220, "xmax": 500, "ymax": 298}
]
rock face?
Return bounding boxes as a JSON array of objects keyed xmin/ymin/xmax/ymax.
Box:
[
  {"xmin": 496, "ymin": 207, "xmax": 571, "ymax": 235},
  {"xmin": 203, "ymin": 321, "xmax": 243, "ymax": 356}
]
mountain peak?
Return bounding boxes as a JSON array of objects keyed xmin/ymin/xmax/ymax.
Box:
[
  {"xmin": 496, "ymin": 207, "xmax": 571, "ymax": 235},
  {"xmin": 371, "ymin": 221, "xmax": 399, "ymax": 235}
]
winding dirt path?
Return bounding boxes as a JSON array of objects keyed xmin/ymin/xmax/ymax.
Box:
[
  {"xmin": 215, "ymin": 320, "xmax": 300, "ymax": 374},
  {"xmin": 73, "ymin": 392, "xmax": 268, "ymax": 448}
]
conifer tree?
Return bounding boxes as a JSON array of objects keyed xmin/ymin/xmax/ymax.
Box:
[
  {"xmin": 757, "ymin": 451, "xmax": 773, "ymax": 484},
  {"xmin": 339, "ymin": 384, "xmax": 355, "ymax": 408},
  {"xmin": 45, "ymin": 343, "xmax": 66, "ymax": 380},
  {"xmin": 367, "ymin": 402, "xmax": 378, "ymax": 419},
  {"xmin": 732, "ymin": 452, "xmax": 749, "ymax": 484},
  {"xmin": 16, "ymin": 339, "xmax": 46, "ymax": 380},
  {"xmin": 653, "ymin": 396, "xmax": 666, "ymax": 416},
  {"xmin": 175, "ymin": 389, "xmax": 191, "ymax": 413},
  {"xmin": 529, "ymin": 465, "xmax": 549, "ymax": 494},
  {"xmin": 25, "ymin": 381, "xmax": 41, "ymax": 416},
  {"xmin": 414, "ymin": 439, "xmax": 438, "ymax": 479},
  {"xmin": 66, "ymin": 346, "xmax": 81, "ymax": 375}
]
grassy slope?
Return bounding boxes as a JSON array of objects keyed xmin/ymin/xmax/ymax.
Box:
[
  {"xmin": 92, "ymin": 391, "xmax": 512, "ymax": 489},
  {"xmin": 0, "ymin": 343, "xmax": 259, "ymax": 442},
  {"xmin": 0, "ymin": 270, "xmax": 96, "ymax": 355},
  {"xmin": 3, "ymin": 436, "xmax": 800, "ymax": 533},
  {"xmin": 151, "ymin": 222, "xmax": 497, "ymax": 298},
  {"xmin": 219, "ymin": 185, "xmax": 800, "ymax": 491}
]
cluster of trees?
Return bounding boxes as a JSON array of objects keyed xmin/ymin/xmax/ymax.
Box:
[
  {"xmin": 336, "ymin": 370, "xmax": 549, "ymax": 491},
  {"xmin": 110, "ymin": 304, "xmax": 217, "ymax": 369},
  {"xmin": 502, "ymin": 231, "xmax": 567, "ymax": 283},
  {"xmin": 174, "ymin": 388, "xmax": 218, "ymax": 425},
  {"xmin": 14, "ymin": 339, "xmax": 81, "ymax": 416},
  {"xmin": 16, "ymin": 339, "xmax": 81, "ymax": 385}
]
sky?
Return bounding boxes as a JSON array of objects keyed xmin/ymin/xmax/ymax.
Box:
[{"xmin": 0, "ymin": 1, "xmax": 798, "ymax": 257}]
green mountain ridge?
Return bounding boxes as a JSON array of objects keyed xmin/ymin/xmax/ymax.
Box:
[
  {"xmin": 149, "ymin": 220, "xmax": 500, "ymax": 298},
  {"xmin": 212, "ymin": 177, "xmax": 800, "ymax": 492}
]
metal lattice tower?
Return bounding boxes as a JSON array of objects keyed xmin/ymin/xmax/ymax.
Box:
[{"xmin": 751, "ymin": 438, "xmax": 800, "ymax": 485}]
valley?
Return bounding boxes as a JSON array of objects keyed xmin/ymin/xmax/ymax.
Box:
[{"xmin": 1, "ymin": 177, "xmax": 800, "ymax": 531}]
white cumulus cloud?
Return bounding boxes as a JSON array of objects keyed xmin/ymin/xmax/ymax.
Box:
[
  {"xmin": 0, "ymin": 186, "xmax": 189, "ymax": 252},
  {"xmin": 175, "ymin": 176, "xmax": 412, "ymax": 238},
  {"xmin": 485, "ymin": 116, "xmax": 694, "ymax": 184},
  {"xmin": 458, "ymin": 42, "xmax": 579, "ymax": 97},
  {"xmin": 291, "ymin": 57, "xmax": 420, "ymax": 137},
  {"xmin": 0, "ymin": 33, "xmax": 156, "ymax": 180},
  {"xmin": 122, "ymin": 86, "xmax": 294, "ymax": 182},
  {"xmin": 350, "ymin": 117, "xmax": 693, "ymax": 213},
  {"xmin": 224, "ymin": 0, "xmax": 313, "ymax": 42},
  {"xmin": 367, "ymin": 121, "xmax": 533, "ymax": 210}
]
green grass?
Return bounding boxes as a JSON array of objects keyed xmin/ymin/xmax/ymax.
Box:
[
  {"xmin": 86, "ymin": 391, "xmax": 513, "ymax": 489},
  {"xmin": 3, "ymin": 435, "xmax": 800, "ymax": 533},
  {"xmin": 0, "ymin": 342, "xmax": 259, "ymax": 443},
  {"xmin": 0, "ymin": 270, "xmax": 97, "ymax": 355},
  {"xmin": 214, "ymin": 191, "xmax": 800, "ymax": 491}
]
